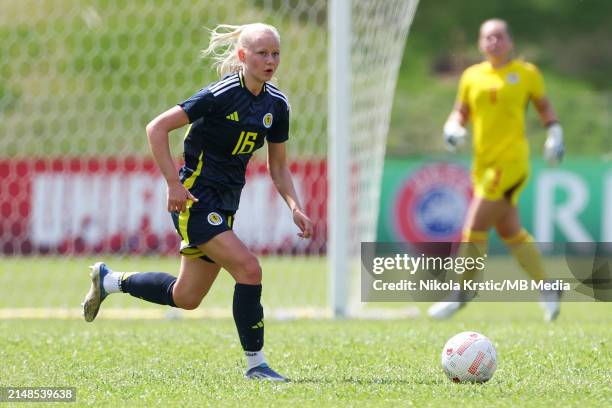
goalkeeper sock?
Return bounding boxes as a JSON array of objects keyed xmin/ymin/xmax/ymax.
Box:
[
  {"xmin": 504, "ymin": 229, "xmax": 546, "ymax": 282},
  {"xmin": 120, "ymin": 272, "xmax": 177, "ymax": 307},
  {"xmin": 458, "ymin": 229, "xmax": 488, "ymax": 282},
  {"xmin": 233, "ymin": 283, "xmax": 264, "ymax": 353}
]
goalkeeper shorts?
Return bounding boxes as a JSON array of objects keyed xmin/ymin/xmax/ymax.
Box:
[{"xmin": 472, "ymin": 161, "xmax": 528, "ymax": 205}]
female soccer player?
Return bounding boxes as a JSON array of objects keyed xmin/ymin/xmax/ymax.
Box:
[
  {"xmin": 428, "ymin": 19, "xmax": 564, "ymax": 321},
  {"xmin": 82, "ymin": 23, "xmax": 313, "ymax": 381}
]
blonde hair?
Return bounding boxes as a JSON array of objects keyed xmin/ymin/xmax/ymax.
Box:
[{"xmin": 202, "ymin": 23, "xmax": 281, "ymax": 77}]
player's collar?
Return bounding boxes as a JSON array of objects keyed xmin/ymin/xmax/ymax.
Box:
[
  {"xmin": 239, "ymin": 70, "xmax": 267, "ymax": 97},
  {"xmin": 486, "ymin": 58, "xmax": 515, "ymax": 71}
]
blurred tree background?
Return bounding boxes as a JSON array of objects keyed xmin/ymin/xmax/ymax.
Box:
[{"xmin": 1, "ymin": 0, "xmax": 609, "ymax": 159}]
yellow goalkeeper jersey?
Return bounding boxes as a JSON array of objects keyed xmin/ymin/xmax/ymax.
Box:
[{"xmin": 457, "ymin": 59, "xmax": 545, "ymax": 164}]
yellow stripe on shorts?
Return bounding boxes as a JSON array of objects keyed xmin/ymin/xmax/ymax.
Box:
[
  {"xmin": 178, "ymin": 208, "xmax": 191, "ymax": 243},
  {"xmin": 178, "ymin": 150, "xmax": 204, "ymax": 243}
]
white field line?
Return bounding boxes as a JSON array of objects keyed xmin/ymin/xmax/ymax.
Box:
[{"xmin": 0, "ymin": 306, "xmax": 420, "ymax": 320}]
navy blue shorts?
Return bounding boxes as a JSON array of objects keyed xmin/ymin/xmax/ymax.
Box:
[{"xmin": 171, "ymin": 208, "xmax": 235, "ymax": 263}]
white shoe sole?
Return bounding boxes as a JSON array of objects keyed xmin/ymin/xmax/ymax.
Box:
[
  {"xmin": 82, "ymin": 263, "xmax": 104, "ymax": 322},
  {"xmin": 542, "ymin": 303, "xmax": 560, "ymax": 322},
  {"xmin": 540, "ymin": 290, "xmax": 561, "ymax": 323},
  {"xmin": 427, "ymin": 301, "xmax": 464, "ymax": 320}
]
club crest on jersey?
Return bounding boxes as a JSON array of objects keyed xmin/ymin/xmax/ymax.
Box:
[
  {"xmin": 207, "ymin": 212, "xmax": 223, "ymax": 226},
  {"xmin": 262, "ymin": 113, "xmax": 273, "ymax": 128},
  {"xmin": 507, "ymin": 73, "xmax": 519, "ymax": 84}
]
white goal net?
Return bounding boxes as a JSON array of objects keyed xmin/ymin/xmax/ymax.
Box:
[{"xmin": 0, "ymin": 0, "xmax": 418, "ymax": 319}]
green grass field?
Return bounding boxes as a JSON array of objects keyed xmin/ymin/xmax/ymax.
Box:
[
  {"xmin": 1, "ymin": 256, "xmax": 610, "ymax": 406},
  {"xmin": 1, "ymin": 307, "xmax": 610, "ymax": 407},
  {"xmin": 0, "ymin": 256, "xmax": 328, "ymax": 312}
]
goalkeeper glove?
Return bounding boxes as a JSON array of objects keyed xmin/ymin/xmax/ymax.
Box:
[
  {"xmin": 544, "ymin": 123, "xmax": 564, "ymax": 165},
  {"xmin": 443, "ymin": 119, "xmax": 466, "ymax": 152}
]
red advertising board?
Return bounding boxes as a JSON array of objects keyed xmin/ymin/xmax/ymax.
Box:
[{"xmin": 0, "ymin": 158, "xmax": 327, "ymax": 255}]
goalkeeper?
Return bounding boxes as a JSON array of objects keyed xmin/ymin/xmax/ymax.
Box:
[
  {"xmin": 429, "ymin": 19, "xmax": 563, "ymax": 321},
  {"xmin": 81, "ymin": 23, "xmax": 312, "ymax": 382}
]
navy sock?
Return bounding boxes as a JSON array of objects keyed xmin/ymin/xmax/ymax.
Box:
[
  {"xmin": 121, "ymin": 272, "xmax": 177, "ymax": 307},
  {"xmin": 233, "ymin": 283, "xmax": 264, "ymax": 352}
]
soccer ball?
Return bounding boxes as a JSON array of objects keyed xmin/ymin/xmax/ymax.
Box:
[{"xmin": 441, "ymin": 331, "xmax": 497, "ymax": 383}]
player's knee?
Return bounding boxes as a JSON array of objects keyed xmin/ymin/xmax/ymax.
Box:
[
  {"xmin": 176, "ymin": 297, "xmax": 202, "ymax": 310},
  {"xmin": 172, "ymin": 290, "xmax": 203, "ymax": 310},
  {"xmin": 495, "ymin": 224, "xmax": 509, "ymax": 238},
  {"xmin": 495, "ymin": 222, "xmax": 520, "ymax": 239},
  {"xmin": 237, "ymin": 256, "xmax": 262, "ymax": 284}
]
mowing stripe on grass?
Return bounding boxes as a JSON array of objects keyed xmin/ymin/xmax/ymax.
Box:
[{"xmin": 0, "ymin": 307, "xmax": 420, "ymax": 320}]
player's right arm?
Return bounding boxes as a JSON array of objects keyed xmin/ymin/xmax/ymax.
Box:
[
  {"xmin": 443, "ymin": 101, "xmax": 470, "ymax": 151},
  {"xmin": 444, "ymin": 70, "xmax": 471, "ymax": 151},
  {"xmin": 447, "ymin": 101, "xmax": 470, "ymax": 127},
  {"xmin": 146, "ymin": 106, "xmax": 198, "ymax": 212}
]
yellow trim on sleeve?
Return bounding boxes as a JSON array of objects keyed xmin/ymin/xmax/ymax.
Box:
[
  {"xmin": 183, "ymin": 124, "xmax": 192, "ymax": 140},
  {"xmin": 183, "ymin": 151, "xmax": 203, "ymax": 189}
]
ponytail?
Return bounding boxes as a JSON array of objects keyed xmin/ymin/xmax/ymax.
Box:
[{"xmin": 202, "ymin": 23, "xmax": 280, "ymax": 77}]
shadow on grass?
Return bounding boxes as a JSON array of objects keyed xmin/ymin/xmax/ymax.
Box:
[{"xmin": 291, "ymin": 377, "xmax": 444, "ymax": 385}]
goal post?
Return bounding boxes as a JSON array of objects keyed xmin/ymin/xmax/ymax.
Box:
[
  {"xmin": 328, "ymin": 0, "xmax": 352, "ymax": 317},
  {"xmin": 328, "ymin": 0, "xmax": 420, "ymax": 316}
]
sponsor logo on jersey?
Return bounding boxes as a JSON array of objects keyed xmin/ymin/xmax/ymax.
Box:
[
  {"xmin": 506, "ymin": 73, "xmax": 519, "ymax": 84},
  {"xmin": 262, "ymin": 113, "xmax": 273, "ymax": 128},
  {"xmin": 226, "ymin": 111, "xmax": 239, "ymax": 121},
  {"xmin": 207, "ymin": 212, "xmax": 223, "ymax": 226},
  {"xmin": 394, "ymin": 163, "xmax": 472, "ymax": 242}
]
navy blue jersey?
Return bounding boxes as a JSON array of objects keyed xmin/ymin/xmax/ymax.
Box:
[{"xmin": 177, "ymin": 71, "xmax": 290, "ymax": 211}]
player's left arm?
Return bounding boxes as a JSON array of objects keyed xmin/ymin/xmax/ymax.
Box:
[
  {"xmin": 532, "ymin": 96, "xmax": 558, "ymax": 127},
  {"xmin": 530, "ymin": 64, "xmax": 564, "ymax": 165},
  {"xmin": 533, "ymin": 96, "xmax": 564, "ymax": 165},
  {"xmin": 267, "ymin": 141, "xmax": 313, "ymax": 239}
]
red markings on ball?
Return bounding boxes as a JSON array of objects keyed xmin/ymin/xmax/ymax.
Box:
[
  {"xmin": 457, "ymin": 336, "xmax": 479, "ymax": 355},
  {"xmin": 468, "ymin": 351, "xmax": 485, "ymax": 375}
]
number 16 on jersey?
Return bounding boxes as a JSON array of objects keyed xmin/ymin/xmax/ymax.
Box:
[{"xmin": 232, "ymin": 131, "xmax": 258, "ymax": 155}]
